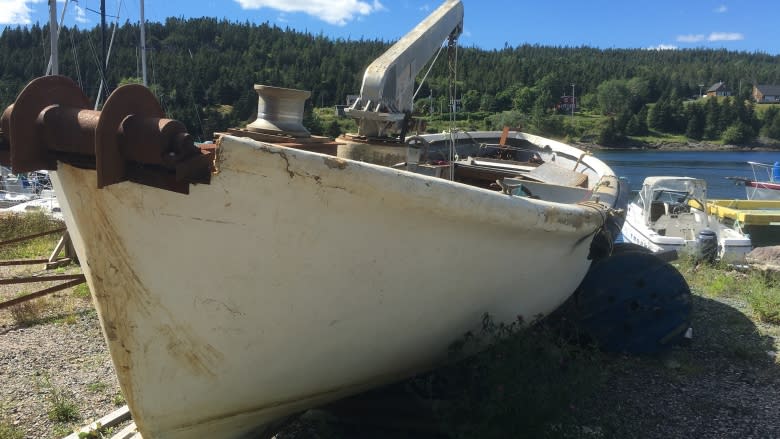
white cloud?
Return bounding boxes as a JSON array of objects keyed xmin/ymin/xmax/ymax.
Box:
[
  {"xmin": 0, "ymin": 0, "xmax": 44, "ymax": 25},
  {"xmin": 234, "ymin": 0, "xmax": 385, "ymax": 26},
  {"xmin": 708, "ymin": 32, "xmax": 743, "ymax": 41},
  {"xmin": 677, "ymin": 34, "xmax": 705, "ymax": 43},
  {"xmin": 676, "ymin": 32, "xmax": 744, "ymax": 43},
  {"xmin": 73, "ymin": 4, "xmax": 88, "ymax": 24},
  {"xmin": 714, "ymin": 4, "xmax": 727, "ymax": 13},
  {"xmin": 648, "ymin": 44, "xmax": 678, "ymax": 50}
]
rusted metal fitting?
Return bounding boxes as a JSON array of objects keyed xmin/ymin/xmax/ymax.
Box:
[{"xmin": 2, "ymin": 75, "xmax": 212, "ymax": 193}]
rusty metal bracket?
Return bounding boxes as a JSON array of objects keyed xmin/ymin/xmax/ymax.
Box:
[{"xmin": 0, "ymin": 76, "xmax": 213, "ymax": 193}]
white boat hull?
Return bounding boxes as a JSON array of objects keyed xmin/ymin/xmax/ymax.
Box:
[
  {"xmin": 52, "ymin": 135, "xmax": 610, "ymax": 438},
  {"xmin": 622, "ymin": 198, "xmax": 752, "ymax": 264},
  {"xmin": 745, "ymin": 181, "xmax": 780, "ymax": 201}
]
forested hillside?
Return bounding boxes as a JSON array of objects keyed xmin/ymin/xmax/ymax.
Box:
[{"xmin": 1, "ymin": 18, "xmax": 780, "ymax": 144}]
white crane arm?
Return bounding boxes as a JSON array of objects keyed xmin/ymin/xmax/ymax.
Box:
[{"xmin": 346, "ymin": 0, "xmax": 463, "ymax": 139}]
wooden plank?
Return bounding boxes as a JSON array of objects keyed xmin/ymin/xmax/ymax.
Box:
[
  {"xmin": 109, "ymin": 422, "xmax": 142, "ymax": 439},
  {"xmin": 0, "ymin": 277, "xmax": 85, "ymax": 310},
  {"xmin": 64, "ymin": 405, "xmax": 132, "ymax": 439},
  {"xmin": 0, "ymin": 273, "xmax": 84, "ymax": 285},
  {"xmin": 0, "ymin": 227, "xmax": 66, "ymax": 247},
  {"xmin": 48, "ymin": 231, "xmax": 69, "ymax": 263},
  {"xmin": 45, "ymin": 258, "xmax": 74, "ymax": 270},
  {"xmin": 499, "ymin": 126, "xmax": 510, "ymax": 146},
  {"xmin": 0, "ymin": 259, "xmax": 48, "ymax": 266},
  {"xmin": 527, "ymin": 162, "xmax": 589, "ymax": 187}
]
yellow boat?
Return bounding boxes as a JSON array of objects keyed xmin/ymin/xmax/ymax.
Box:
[{"xmin": 707, "ymin": 199, "xmax": 780, "ymax": 247}]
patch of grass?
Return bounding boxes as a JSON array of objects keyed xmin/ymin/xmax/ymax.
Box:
[
  {"xmin": 52, "ymin": 424, "xmax": 74, "ymax": 438},
  {"xmin": 0, "ymin": 212, "xmax": 64, "ymax": 260},
  {"xmin": 72, "ymin": 283, "xmax": 91, "ymax": 299},
  {"xmin": 77, "ymin": 422, "xmax": 104, "ymax": 439},
  {"xmin": 53, "ymin": 314, "xmax": 79, "ymax": 325},
  {"xmin": 112, "ymin": 393, "xmax": 125, "ymax": 407},
  {"xmin": 0, "ymin": 421, "xmax": 25, "ymax": 439},
  {"xmin": 675, "ymin": 258, "xmax": 742, "ymax": 298},
  {"xmin": 743, "ymin": 272, "xmax": 780, "ymax": 324},
  {"xmin": 86, "ymin": 382, "xmax": 108, "ymax": 393},
  {"xmin": 678, "ymin": 258, "xmax": 780, "ymax": 325},
  {"xmin": 7, "ymin": 296, "xmax": 49, "ymax": 327},
  {"xmin": 38, "ymin": 374, "xmax": 80, "ymax": 423}
]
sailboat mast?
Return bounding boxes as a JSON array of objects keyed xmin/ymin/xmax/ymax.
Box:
[
  {"xmin": 48, "ymin": 0, "xmax": 58, "ymax": 75},
  {"xmin": 101, "ymin": 0, "xmax": 107, "ymax": 81},
  {"xmin": 140, "ymin": 0, "xmax": 147, "ymax": 86}
]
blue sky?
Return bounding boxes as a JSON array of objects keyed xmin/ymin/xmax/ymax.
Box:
[{"xmin": 1, "ymin": 0, "xmax": 778, "ymax": 54}]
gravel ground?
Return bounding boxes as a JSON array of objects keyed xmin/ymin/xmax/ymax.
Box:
[
  {"xmin": 1, "ymin": 262, "xmax": 779, "ymax": 439},
  {"xmin": 573, "ymin": 294, "xmax": 780, "ymax": 439},
  {"xmin": 0, "ymin": 265, "xmax": 124, "ymax": 439}
]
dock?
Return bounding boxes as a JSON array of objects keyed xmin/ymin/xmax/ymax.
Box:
[{"xmin": 707, "ymin": 199, "xmax": 780, "ymax": 247}]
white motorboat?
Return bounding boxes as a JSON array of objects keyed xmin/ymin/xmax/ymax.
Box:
[{"xmin": 621, "ymin": 176, "xmax": 752, "ymax": 263}]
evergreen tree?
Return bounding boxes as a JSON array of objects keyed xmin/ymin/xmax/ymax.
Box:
[
  {"xmin": 685, "ymin": 106, "xmax": 705, "ymax": 140},
  {"xmin": 326, "ymin": 119, "xmax": 342, "ymax": 138},
  {"xmin": 598, "ymin": 117, "xmax": 622, "ymax": 146}
]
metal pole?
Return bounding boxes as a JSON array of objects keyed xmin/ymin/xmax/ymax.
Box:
[
  {"xmin": 101, "ymin": 0, "xmax": 107, "ymax": 82},
  {"xmin": 48, "ymin": 0, "xmax": 58, "ymax": 75},
  {"xmin": 571, "ymin": 83, "xmax": 575, "ymax": 118},
  {"xmin": 140, "ymin": 0, "xmax": 148, "ymax": 86}
]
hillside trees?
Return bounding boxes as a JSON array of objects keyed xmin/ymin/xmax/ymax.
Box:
[{"xmin": 0, "ymin": 19, "xmax": 779, "ymax": 143}]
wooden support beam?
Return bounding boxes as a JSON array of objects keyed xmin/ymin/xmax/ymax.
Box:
[
  {"xmin": 0, "ymin": 273, "xmax": 84, "ymax": 285},
  {"xmin": 64, "ymin": 405, "xmax": 132, "ymax": 439},
  {"xmin": 48, "ymin": 230, "xmax": 69, "ymax": 262},
  {"xmin": 0, "ymin": 259, "xmax": 49, "ymax": 266},
  {"xmin": 0, "ymin": 227, "xmax": 66, "ymax": 247},
  {"xmin": 45, "ymin": 258, "xmax": 74, "ymax": 270},
  {"xmin": 0, "ymin": 277, "xmax": 85, "ymax": 310}
]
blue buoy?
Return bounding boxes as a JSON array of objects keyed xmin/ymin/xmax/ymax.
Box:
[{"xmin": 772, "ymin": 161, "xmax": 780, "ymax": 182}]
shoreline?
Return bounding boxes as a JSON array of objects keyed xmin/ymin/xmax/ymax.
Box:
[{"xmin": 576, "ymin": 139, "xmax": 780, "ymax": 152}]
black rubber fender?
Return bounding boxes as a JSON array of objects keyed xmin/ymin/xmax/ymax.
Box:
[{"xmin": 567, "ymin": 250, "xmax": 692, "ymax": 354}]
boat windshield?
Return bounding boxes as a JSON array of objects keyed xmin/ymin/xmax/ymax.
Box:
[{"xmin": 638, "ymin": 177, "xmax": 708, "ymax": 224}]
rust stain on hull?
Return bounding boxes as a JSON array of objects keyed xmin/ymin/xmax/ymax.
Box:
[
  {"xmin": 323, "ymin": 156, "xmax": 348, "ymax": 170},
  {"xmin": 60, "ymin": 165, "xmax": 225, "ymax": 434}
]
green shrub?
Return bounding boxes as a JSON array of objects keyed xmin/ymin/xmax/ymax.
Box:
[
  {"xmin": 721, "ymin": 122, "xmax": 754, "ymax": 145},
  {"xmin": 744, "ymin": 273, "xmax": 780, "ymax": 324}
]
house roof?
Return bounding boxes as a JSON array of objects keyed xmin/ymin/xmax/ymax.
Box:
[
  {"xmin": 707, "ymin": 82, "xmax": 729, "ymax": 92},
  {"xmin": 755, "ymin": 84, "xmax": 780, "ymax": 96}
]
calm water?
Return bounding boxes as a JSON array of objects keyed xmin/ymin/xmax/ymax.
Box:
[{"xmin": 594, "ymin": 150, "xmax": 780, "ymax": 200}]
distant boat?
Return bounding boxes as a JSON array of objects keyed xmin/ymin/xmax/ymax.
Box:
[
  {"xmin": 0, "ymin": 196, "xmax": 62, "ymax": 220},
  {"xmin": 0, "ymin": 168, "xmax": 54, "ymax": 207},
  {"xmin": 730, "ymin": 161, "xmax": 780, "ymax": 200},
  {"xmin": 621, "ymin": 176, "xmax": 752, "ymax": 263}
]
